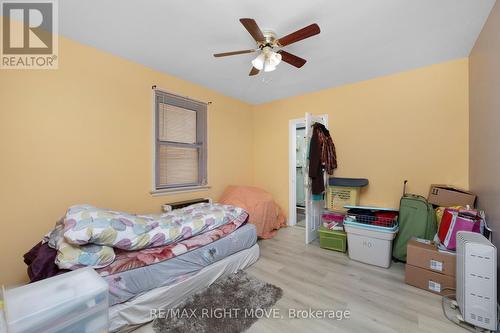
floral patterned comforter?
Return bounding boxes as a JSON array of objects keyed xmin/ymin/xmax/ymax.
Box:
[
  {"xmin": 54, "ymin": 203, "xmax": 248, "ymax": 270},
  {"xmin": 97, "ymin": 214, "xmax": 247, "ymax": 276}
]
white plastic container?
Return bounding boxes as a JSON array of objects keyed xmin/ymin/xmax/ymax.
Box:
[
  {"xmin": 344, "ymin": 223, "xmax": 398, "ymax": 268},
  {"xmin": 4, "ymin": 267, "xmax": 109, "ymax": 333},
  {"xmin": 0, "ymin": 307, "xmax": 6, "ymax": 333}
]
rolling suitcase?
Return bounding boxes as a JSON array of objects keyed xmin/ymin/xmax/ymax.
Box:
[{"xmin": 393, "ymin": 181, "xmax": 437, "ymax": 261}]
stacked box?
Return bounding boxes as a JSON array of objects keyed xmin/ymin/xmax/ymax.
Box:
[
  {"xmin": 319, "ymin": 226, "xmax": 347, "ymax": 252},
  {"xmin": 405, "ymin": 238, "xmax": 456, "ymax": 295}
]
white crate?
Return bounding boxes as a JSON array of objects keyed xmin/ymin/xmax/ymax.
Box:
[
  {"xmin": 344, "ymin": 224, "xmax": 398, "ymax": 268},
  {"xmin": 4, "ymin": 267, "xmax": 108, "ymax": 333}
]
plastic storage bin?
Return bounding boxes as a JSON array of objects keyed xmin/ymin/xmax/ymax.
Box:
[
  {"xmin": 326, "ymin": 178, "xmax": 369, "ymax": 212},
  {"xmin": 321, "ymin": 211, "xmax": 345, "ymax": 230},
  {"xmin": 344, "ymin": 206, "xmax": 398, "ymax": 268},
  {"xmin": 3, "ymin": 267, "xmax": 109, "ymax": 333},
  {"xmin": 0, "ymin": 306, "xmax": 6, "ymax": 333},
  {"xmin": 319, "ymin": 226, "xmax": 347, "ymax": 252},
  {"xmin": 321, "ymin": 211, "xmax": 345, "ymax": 223}
]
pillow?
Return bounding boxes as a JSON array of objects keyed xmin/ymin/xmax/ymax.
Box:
[
  {"xmin": 55, "ymin": 239, "xmax": 115, "ymax": 270},
  {"xmin": 50, "ymin": 218, "xmax": 115, "ymax": 270}
]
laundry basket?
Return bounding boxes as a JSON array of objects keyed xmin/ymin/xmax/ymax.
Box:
[{"xmin": 326, "ymin": 178, "xmax": 369, "ymax": 212}]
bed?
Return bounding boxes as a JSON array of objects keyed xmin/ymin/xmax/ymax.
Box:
[
  {"xmin": 24, "ymin": 203, "xmax": 260, "ymax": 332},
  {"xmin": 110, "ymin": 243, "xmax": 259, "ymax": 332},
  {"xmin": 219, "ymin": 186, "xmax": 286, "ymax": 239},
  {"xmin": 103, "ymin": 223, "xmax": 258, "ymax": 307}
]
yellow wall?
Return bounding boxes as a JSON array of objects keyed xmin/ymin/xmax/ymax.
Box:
[
  {"xmin": 252, "ymin": 58, "xmax": 469, "ymax": 214},
  {"xmin": 0, "ymin": 37, "xmax": 254, "ymax": 285},
  {"xmin": 0, "ymin": 34, "xmax": 470, "ymax": 286}
]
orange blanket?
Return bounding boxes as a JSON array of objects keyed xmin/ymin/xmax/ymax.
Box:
[{"xmin": 219, "ymin": 186, "xmax": 287, "ymax": 239}]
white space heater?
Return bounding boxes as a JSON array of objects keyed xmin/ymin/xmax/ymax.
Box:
[{"xmin": 456, "ymin": 231, "xmax": 497, "ymax": 331}]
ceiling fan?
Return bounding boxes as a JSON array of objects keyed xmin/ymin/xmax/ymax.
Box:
[{"xmin": 213, "ymin": 18, "xmax": 320, "ymax": 76}]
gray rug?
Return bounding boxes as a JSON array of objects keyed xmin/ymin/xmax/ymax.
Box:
[{"xmin": 153, "ymin": 271, "xmax": 283, "ymax": 333}]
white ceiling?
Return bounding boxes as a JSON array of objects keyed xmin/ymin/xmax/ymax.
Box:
[{"xmin": 59, "ymin": 0, "xmax": 495, "ymax": 104}]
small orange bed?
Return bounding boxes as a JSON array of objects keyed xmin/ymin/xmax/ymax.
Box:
[{"xmin": 219, "ymin": 186, "xmax": 287, "ymax": 239}]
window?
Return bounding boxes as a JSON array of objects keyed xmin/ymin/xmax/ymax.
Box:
[{"xmin": 154, "ymin": 89, "xmax": 207, "ymax": 192}]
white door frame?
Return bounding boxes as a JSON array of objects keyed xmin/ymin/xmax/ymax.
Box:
[
  {"xmin": 304, "ymin": 113, "xmax": 329, "ymax": 244},
  {"xmin": 288, "ymin": 114, "xmax": 329, "ymax": 230},
  {"xmin": 288, "ymin": 118, "xmax": 305, "ymax": 226}
]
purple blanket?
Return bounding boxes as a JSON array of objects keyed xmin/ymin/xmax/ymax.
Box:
[{"xmin": 23, "ymin": 241, "xmax": 68, "ymax": 282}]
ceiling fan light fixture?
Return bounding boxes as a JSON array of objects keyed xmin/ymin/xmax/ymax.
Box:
[
  {"xmin": 251, "ymin": 53, "xmax": 265, "ymax": 70},
  {"xmin": 254, "ymin": 50, "xmax": 282, "ymax": 72},
  {"xmin": 268, "ymin": 52, "xmax": 282, "ymax": 67},
  {"xmin": 263, "ymin": 51, "xmax": 281, "ymax": 72},
  {"xmin": 263, "ymin": 64, "xmax": 277, "ymax": 72},
  {"xmin": 214, "ymin": 19, "xmax": 319, "ymax": 76}
]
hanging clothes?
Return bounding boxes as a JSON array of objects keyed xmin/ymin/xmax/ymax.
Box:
[{"xmin": 308, "ymin": 122, "xmax": 337, "ymax": 196}]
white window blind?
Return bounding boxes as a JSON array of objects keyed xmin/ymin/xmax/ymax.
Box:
[{"xmin": 154, "ymin": 90, "xmax": 207, "ymax": 190}]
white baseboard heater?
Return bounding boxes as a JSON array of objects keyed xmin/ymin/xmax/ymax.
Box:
[
  {"xmin": 162, "ymin": 198, "xmax": 212, "ymax": 212},
  {"xmin": 456, "ymin": 231, "xmax": 497, "ymax": 331}
]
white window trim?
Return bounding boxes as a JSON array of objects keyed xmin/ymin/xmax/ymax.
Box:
[
  {"xmin": 150, "ymin": 87, "xmax": 209, "ymax": 196},
  {"xmin": 150, "ymin": 185, "xmax": 211, "ymax": 196}
]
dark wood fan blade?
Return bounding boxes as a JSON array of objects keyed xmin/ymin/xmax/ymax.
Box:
[
  {"xmin": 213, "ymin": 49, "xmax": 256, "ymax": 57},
  {"xmin": 277, "ymin": 23, "xmax": 320, "ymax": 47},
  {"xmin": 278, "ymin": 50, "xmax": 307, "ymax": 68},
  {"xmin": 239, "ymin": 18, "xmax": 265, "ymax": 42},
  {"xmin": 249, "ymin": 66, "xmax": 260, "ymax": 76}
]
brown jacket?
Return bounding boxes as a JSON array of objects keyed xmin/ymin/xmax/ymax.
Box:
[{"xmin": 308, "ymin": 123, "xmax": 337, "ymax": 195}]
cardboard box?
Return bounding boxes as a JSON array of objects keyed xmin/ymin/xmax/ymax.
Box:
[
  {"xmin": 428, "ymin": 184, "xmax": 476, "ymax": 207},
  {"xmin": 405, "ymin": 264, "xmax": 456, "ymax": 295},
  {"xmin": 407, "ymin": 238, "xmax": 456, "ymax": 276}
]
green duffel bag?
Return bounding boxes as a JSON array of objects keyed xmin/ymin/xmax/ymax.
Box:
[{"xmin": 392, "ymin": 182, "xmax": 437, "ymax": 262}]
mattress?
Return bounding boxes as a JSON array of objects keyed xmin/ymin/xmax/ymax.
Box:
[
  {"xmin": 109, "ymin": 243, "xmax": 260, "ymax": 333},
  {"xmin": 105, "ymin": 223, "xmax": 257, "ymax": 306}
]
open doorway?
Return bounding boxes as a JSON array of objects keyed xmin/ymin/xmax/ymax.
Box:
[
  {"xmin": 289, "ymin": 114, "xmax": 329, "ymax": 243},
  {"xmin": 295, "ymin": 125, "xmax": 306, "ymax": 227},
  {"xmin": 288, "ymin": 118, "xmax": 305, "ymax": 228}
]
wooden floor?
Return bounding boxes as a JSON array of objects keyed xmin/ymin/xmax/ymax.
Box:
[{"xmin": 137, "ymin": 226, "xmax": 466, "ymax": 333}]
